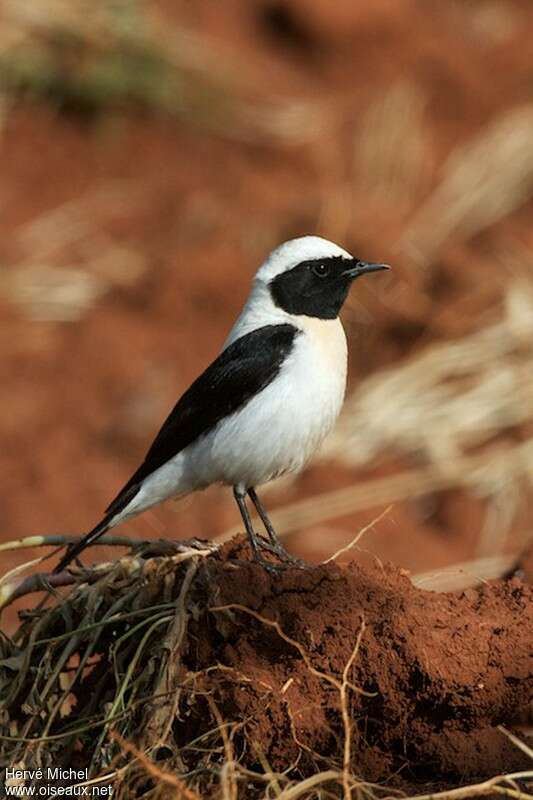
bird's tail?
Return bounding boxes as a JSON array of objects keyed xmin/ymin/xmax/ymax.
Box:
[{"xmin": 53, "ymin": 515, "xmax": 113, "ymax": 574}]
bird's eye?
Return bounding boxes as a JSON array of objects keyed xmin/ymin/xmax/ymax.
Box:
[{"xmin": 311, "ymin": 262, "xmax": 330, "ymax": 278}]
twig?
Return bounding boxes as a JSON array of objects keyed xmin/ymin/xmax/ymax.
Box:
[
  {"xmin": 0, "ymin": 569, "xmax": 89, "ymax": 611},
  {"xmin": 0, "ymin": 563, "xmax": 138, "ymax": 611},
  {"xmin": 0, "ymin": 544, "xmax": 215, "ymax": 610},
  {"xmin": 341, "ymin": 619, "xmax": 366, "ymax": 800},
  {"xmin": 323, "ymin": 506, "xmax": 393, "ymax": 564},
  {"xmin": 143, "ymin": 560, "xmax": 200, "ymax": 749},
  {"xmin": 275, "ymin": 770, "xmax": 352, "ymax": 800},
  {"xmin": 403, "ymin": 771, "xmax": 533, "ymax": 800},
  {"xmin": 206, "ymin": 694, "xmax": 238, "ymax": 800},
  {"xmin": 498, "ymin": 726, "xmax": 533, "ymax": 761},
  {"xmin": 110, "ymin": 730, "xmax": 202, "ymax": 800},
  {"xmin": 0, "ymin": 534, "xmax": 149, "ymax": 553}
]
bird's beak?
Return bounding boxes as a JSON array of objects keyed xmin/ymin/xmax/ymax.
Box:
[{"xmin": 343, "ymin": 261, "xmax": 390, "ymax": 279}]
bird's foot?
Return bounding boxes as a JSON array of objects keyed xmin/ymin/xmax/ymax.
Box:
[
  {"xmin": 260, "ymin": 539, "xmax": 306, "ymax": 567},
  {"xmin": 254, "ymin": 556, "xmax": 288, "ymax": 575},
  {"xmin": 251, "ymin": 535, "xmax": 306, "ymax": 570}
]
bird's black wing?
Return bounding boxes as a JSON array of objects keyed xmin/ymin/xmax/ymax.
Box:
[
  {"xmin": 53, "ymin": 323, "xmax": 299, "ymax": 574},
  {"xmin": 105, "ymin": 323, "xmax": 299, "ymax": 517}
]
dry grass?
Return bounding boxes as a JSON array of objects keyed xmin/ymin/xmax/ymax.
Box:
[
  {"xmin": 326, "ymin": 282, "xmax": 533, "ymax": 468},
  {"xmin": 355, "ymin": 81, "xmax": 428, "ymax": 209},
  {"xmin": 401, "ymin": 105, "xmax": 533, "ymax": 264},
  {"xmin": 0, "ymin": 185, "xmax": 148, "ymax": 321}
]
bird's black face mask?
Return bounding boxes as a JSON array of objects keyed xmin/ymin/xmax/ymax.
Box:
[{"xmin": 269, "ymin": 256, "xmax": 389, "ymax": 319}]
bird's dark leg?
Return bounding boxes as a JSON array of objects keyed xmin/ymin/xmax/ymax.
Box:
[
  {"xmin": 247, "ymin": 487, "xmax": 305, "ymax": 566},
  {"xmin": 233, "ymin": 486, "xmax": 281, "ymax": 572}
]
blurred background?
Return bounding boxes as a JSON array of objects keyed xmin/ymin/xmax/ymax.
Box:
[{"xmin": 1, "ymin": 0, "xmax": 532, "ymax": 624}]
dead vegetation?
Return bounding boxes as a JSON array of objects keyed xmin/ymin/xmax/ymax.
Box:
[{"xmin": 1, "ymin": 537, "xmax": 532, "ymax": 799}]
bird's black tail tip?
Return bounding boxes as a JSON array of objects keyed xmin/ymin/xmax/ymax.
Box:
[{"xmin": 53, "ymin": 516, "xmax": 112, "ymax": 574}]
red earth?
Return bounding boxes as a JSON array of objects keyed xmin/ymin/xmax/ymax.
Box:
[{"xmin": 1, "ymin": 1, "xmax": 532, "ymax": 633}]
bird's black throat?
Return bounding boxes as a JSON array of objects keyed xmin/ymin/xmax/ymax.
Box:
[{"xmin": 269, "ymin": 255, "xmax": 354, "ymax": 319}]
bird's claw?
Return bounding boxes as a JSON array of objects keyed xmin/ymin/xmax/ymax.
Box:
[
  {"xmin": 257, "ymin": 558, "xmax": 289, "ymax": 575},
  {"xmin": 252, "ymin": 536, "xmax": 306, "ymax": 570}
]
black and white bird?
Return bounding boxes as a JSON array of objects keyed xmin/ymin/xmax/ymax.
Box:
[{"xmin": 55, "ymin": 236, "xmax": 388, "ymax": 573}]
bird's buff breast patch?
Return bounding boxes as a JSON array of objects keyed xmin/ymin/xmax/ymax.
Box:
[{"xmin": 298, "ymin": 315, "xmax": 348, "ymax": 369}]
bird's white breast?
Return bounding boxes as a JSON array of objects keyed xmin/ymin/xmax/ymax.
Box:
[{"xmin": 185, "ymin": 316, "xmax": 348, "ymax": 488}]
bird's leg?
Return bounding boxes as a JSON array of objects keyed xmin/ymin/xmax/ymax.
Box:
[
  {"xmin": 247, "ymin": 488, "xmax": 305, "ymax": 566},
  {"xmin": 233, "ymin": 486, "xmax": 282, "ymax": 572}
]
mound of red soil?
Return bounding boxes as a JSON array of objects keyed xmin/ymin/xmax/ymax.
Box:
[
  {"xmin": 182, "ymin": 538, "xmax": 532, "ymax": 785},
  {"xmin": 2, "ymin": 536, "xmax": 531, "ymax": 796}
]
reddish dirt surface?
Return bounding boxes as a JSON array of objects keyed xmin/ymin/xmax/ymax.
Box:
[
  {"xmin": 1, "ymin": 0, "xmax": 533, "ymax": 637},
  {"xmin": 181, "ymin": 538, "xmax": 533, "ymax": 786}
]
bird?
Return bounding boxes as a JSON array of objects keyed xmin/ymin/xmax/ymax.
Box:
[{"xmin": 54, "ymin": 236, "xmax": 389, "ymax": 573}]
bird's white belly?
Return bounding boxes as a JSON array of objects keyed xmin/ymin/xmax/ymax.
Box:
[{"xmin": 185, "ymin": 317, "xmax": 348, "ymax": 488}]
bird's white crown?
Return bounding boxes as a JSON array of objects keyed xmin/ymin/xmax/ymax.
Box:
[{"xmin": 255, "ymin": 236, "xmax": 353, "ymax": 284}]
